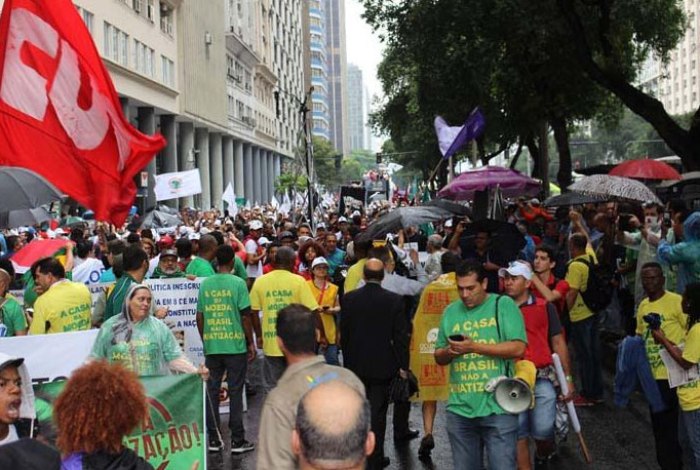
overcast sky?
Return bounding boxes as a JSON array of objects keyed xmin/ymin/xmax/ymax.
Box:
[{"xmin": 345, "ymin": 0, "xmax": 385, "ymax": 147}]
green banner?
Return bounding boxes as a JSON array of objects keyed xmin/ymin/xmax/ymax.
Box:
[{"xmin": 34, "ymin": 373, "xmax": 206, "ymax": 470}]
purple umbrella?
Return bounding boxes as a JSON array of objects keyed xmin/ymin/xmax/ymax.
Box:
[{"xmin": 438, "ymin": 166, "xmax": 541, "ymax": 200}]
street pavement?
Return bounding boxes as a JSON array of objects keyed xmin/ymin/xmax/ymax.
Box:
[{"xmin": 209, "ymin": 363, "xmax": 661, "ymax": 469}]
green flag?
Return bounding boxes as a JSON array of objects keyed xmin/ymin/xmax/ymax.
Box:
[{"xmin": 35, "ymin": 374, "xmax": 206, "ymax": 469}]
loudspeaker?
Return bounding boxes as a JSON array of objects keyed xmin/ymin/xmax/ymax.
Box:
[{"xmin": 492, "ymin": 378, "xmax": 532, "ymax": 414}]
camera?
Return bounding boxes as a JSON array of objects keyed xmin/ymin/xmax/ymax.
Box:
[{"xmin": 643, "ymin": 313, "xmax": 662, "ymax": 331}]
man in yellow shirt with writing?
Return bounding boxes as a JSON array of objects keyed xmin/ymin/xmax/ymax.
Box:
[{"xmin": 29, "ymin": 257, "xmax": 91, "ymax": 335}]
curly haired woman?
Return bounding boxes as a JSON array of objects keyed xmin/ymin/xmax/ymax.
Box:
[{"xmin": 56, "ymin": 361, "xmax": 152, "ymax": 469}]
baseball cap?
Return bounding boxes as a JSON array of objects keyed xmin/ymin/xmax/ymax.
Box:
[
  {"xmin": 258, "ymin": 237, "xmax": 271, "ymax": 246},
  {"xmin": 317, "ymin": 222, "xmax": 326, "ymax": 229},
  {"xmin": 199, "ymin": 227, "xmax": 210, "ymax": 235},
  {"xmin": 0, "ymin": 355, "xmax": 24, "ymax": 372},
  {"xmin": 298, "ymin": 235, "xmax": 312, "ymax": 245},
  {"xmin": 338, "ymin": 216, "xmax": 348, "ymax": 223},
  {"xmin": 249, "ymin": 220, "xmax": 263, "ymax": 230},
  {"xmin": 352, "ymin": 211, "xmax": 361, "ymax": 217},
  {"xmin": 311, "ymin": 257, "xmax": 329, "ymax": 269},
  {"xmin": 188, "ymin": 232, "xmax": 200, "ymax": 241},
  {"xmin": 160, "ymin": 248, "xmax": 178, "ymax": 259},
  {"xmin": 444, "ymin": 219, "xmax": 453, "ymax": 228},
  {"xmin": 498, "ymin": 261, "xmax": 533, "ymax": 280},
  {"xmin": 530, "ymin": 198, "xmax": 541, "ymax": 206},
  {"xmin": 278, "ymin": 231, "xmax": 294, "ymax": 240}
]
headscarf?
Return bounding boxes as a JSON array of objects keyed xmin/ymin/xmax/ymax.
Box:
[{"xmin": 110, "ymin": 283, "xmax": 152, "ymax": 346}]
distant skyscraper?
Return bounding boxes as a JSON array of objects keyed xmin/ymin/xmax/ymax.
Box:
[
  {"xmin": 325, "ymin": 0, "xmax": 349, "ymax": 155},
  {"xmin": 306, "ymin": 0, "xmax": 331, "ymax": 140},
  {"xmin": 347, "ymin": 63, "xmax": 366, "ymax": 151}
]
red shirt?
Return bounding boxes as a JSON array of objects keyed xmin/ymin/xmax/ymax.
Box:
[
  {"xmin": 519, "ymin": 295, "xmax": 562, "ymax": 368},
  {"xmin": 532, "ymin": 273, "xmax": 569, "ymax": 316}
]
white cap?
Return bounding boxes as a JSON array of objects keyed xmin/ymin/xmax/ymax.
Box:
[
  {"xmin": 444, "ymin": 219, "xmax": 453, "ymax": 228},
  {"xmin": 54, "ymin": 228, "xmax": 66, "ymax": 236},
  {"xmin": 317, "ymin": 222, "xmax": 326, "ymax": 229},
  {"xmin": 311, "ymin": 256, "xmax": 329, "ymax": 269},
  {"xmin": 352, "ymin": 211, "xmax": 361, "ymax": 217},
  {"xmin": 179, "ymin": 226, "xmax": 188, "ymax": 236},
  {"xmin": 188, "ymin": 232, "xmax": 200, "ymax": 241},
  {"xmin": 249, "ymin": 220, "xmax": 263, "ymax": 230},
  {"xmin": 214, "ymin": 219, "xmax": 221, "ymax": 227},
  {"xmin": 338, "ymin": 216, "xmax": 348, "ymax": 223},
  {"xmin": 498, "ymin": 261, "xmax": 533, "ymax": 280},
  {"xmin": 200, "ymin": 227, "xmax": 210, "ymax": 235},
  {"xmin": 258, "ymin": 236, "xmax": 271, "ymax": 245},
  {"xmin": 530, "ymin": 198, "xmax": 541, "ymax": 206}
]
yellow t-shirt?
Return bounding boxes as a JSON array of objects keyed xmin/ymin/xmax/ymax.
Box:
[
  {"xmin": 635, "ymin": 292, "xmax": 687, "ymax": 380},
  {"xmin": 344, "ymin": 259, "xmax": 367, "ymax": 293},
  {"xmin": 250, "ymin": 270, "xmax": 319, "ymax": 357},
  {"xmin": 29, "ymin": 280, "xmax": 92, "ymax": 334},
  {"xmin": 565, "ymin": 249, "xmax": 598, "ymax": 323},
  {"xmin": 307, "ymin": 280, "xmax": 339, "ymax": 344},
  {"xmin": 678, "ymin": 323, "xmax": 700, "ymax": 411}
]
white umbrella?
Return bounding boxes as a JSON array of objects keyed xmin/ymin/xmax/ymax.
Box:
[{"xmin": 568, "ymin": 175, "xmax": 660, "ymax": 204}]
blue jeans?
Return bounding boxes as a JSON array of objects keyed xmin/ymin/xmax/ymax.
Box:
[
  {"xmin": 446, "ymin": 411, "xmax": 518, "ymax": 470},
  {"xmin": 570, "ymin": 315, "xmax": 604, "ymax": 400},
  {"xmin": 518, "ymin": 379, "xmax": 557, "ymax": 440},
  {"xmin": 323, "ymin": 344, "xmax": 339, "ymax": 365},
  {"xmin": 681, "ymin": 409, "xmax": 700, "ymax": 468}
]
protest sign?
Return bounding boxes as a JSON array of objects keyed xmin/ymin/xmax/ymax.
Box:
[
  {"xmin": 0, "ymin": 329, "xmax": 97, "ymax": 385},
  {"xmin": 409, "ymin": 272, "xmax": 459, "ymax": 402},
  {"xmin": 34, "ymin": 374, "xmax": 206, "ymax": 470}
]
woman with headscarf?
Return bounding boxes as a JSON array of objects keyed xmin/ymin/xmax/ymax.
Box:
[{"xmin": 89, "ymin": 283, "xmax": 204, "ymax": 377}]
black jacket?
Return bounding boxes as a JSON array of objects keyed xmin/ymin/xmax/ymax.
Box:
[
  {"xmin": 341, "ymin": 282, "xmax": 410, "ymax": 381},
  {"xmin": 82, "ymin": 449, "xmax": 154, "ymax": 470}
]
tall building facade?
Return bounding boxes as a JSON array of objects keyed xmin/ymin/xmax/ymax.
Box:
[
  {"xmin": 308, "ymin": 0, "xmax": 331, "ymax": 140},
  {"xmin": 638, "ymin": 0, "xmax": 700, "ymax": 115},
  {"xmin": 324, "ymin": 0, "xmax": 349, "ymax": 155},
  {"xmin": 2, "ymin": 0, "xmax": 305, "ymax": 210},
  {"xmin": 347, "ymin": 63, "xmax": 366, "ymax": 151}
]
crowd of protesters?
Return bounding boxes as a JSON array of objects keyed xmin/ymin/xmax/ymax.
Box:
[{"xmin": 1, "ymin": 192, "xmax": 700, "ymax": 469}]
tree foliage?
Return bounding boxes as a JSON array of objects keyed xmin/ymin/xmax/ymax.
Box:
[{"xmin": 363, "ymin": 0, "xmax": 694, "ymax": 190}]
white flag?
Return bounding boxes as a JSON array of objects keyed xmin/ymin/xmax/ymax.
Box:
[
  {"xmin": 222, "ymin": 182, "xmax": 238, "ymax": 216},
  {"xmin": 154, "ymin": 169, "xmax": 202, "ymax": 201},
  {"xmin": 271, "ymin": 195, "xmax": 280, "ymax": 208}
]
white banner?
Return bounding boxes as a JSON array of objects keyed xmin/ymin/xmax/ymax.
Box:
[
  {"xmin": 154, "ymin": 169, "xmax": 202, "ymax": 201},
  {"xmin": 0, "ymin": 330, "xmax": 98, "ymax": 385}
]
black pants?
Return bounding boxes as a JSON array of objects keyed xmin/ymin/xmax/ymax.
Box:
[
  {"xmin": 205, "ymin": 354, "xmax": 248, "ymax": 442},
  {"xmin": 361, "ymin": 378, "xmax": 391, "ymax": 470},
  {"xmin": 651, "ymin": 380, "xmax": 683, "ymax": 470}
]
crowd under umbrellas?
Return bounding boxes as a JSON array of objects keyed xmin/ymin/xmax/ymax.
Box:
[{"xmin": 3, "ymin": 156, "xmax": 700, "ymax": 469}]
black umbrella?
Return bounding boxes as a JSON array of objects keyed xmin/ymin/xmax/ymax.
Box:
[
  {"xmin": 424, "ymin": 198, "xmax": 471, "ymax": 216},
  {"xmin": 461, "ymin": 219, "xmax": 525, "ymax": 258},
  {"xmin": 543, "ymin": 191, "xmax": 607, "ymax": 207},
  {"xmin": 0, "ymin": 167, "xmax": 63, "ymax": 212},
  {"xmin": 140, "ymin": 208, "xmax": 182, "ymax": 229},
  {"xmin": 357, "ymin": 206, "xmax": 453, "ymax": 242}
]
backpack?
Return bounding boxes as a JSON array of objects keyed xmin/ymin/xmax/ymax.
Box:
[{"xmin": 570, "ymin": 256, "xmax": 614, "ymax": 312}]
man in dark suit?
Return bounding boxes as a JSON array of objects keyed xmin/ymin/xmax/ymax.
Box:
[{"xmin": 341, "ymin": 258, "xmax": 410, "ymax": 470}]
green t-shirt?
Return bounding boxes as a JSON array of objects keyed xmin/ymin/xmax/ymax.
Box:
[
  {"xmin": 197, "ymin": 273, "xmax": 250, "ymax": 355},
  {"xmin": 0, "ymin": 297, "xmax": 27, "ymax": 337},
  {"xmin": 186, "ymin": 257, "xmax": 216, "ymax": 278},
  {"xmin": 233, "ymin": 256, "xmax": 247, "ymax": 282},
  {"xmin": 435, "ymin": 294, "xmax": 527, "ymax": 419},
  {"xmin": 90, "ymin": 315, "xmax": 183, "ymax": 377},
  {"xmin": 104, "ymin": 274, "xmax": 137, "ymax": 322}
]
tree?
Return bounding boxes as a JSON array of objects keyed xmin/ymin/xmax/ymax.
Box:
[
  {"xmin": 555, "ymin": 0, "xmax": 700, "ymax": 169},
  {"xmin": 363, "ymin": 0, "xmax": 620, "ymax": 190}
]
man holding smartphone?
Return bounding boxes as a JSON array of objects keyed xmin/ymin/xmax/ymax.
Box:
[{"xmin": 434, "ymin": 260, "xmax": 527, "ymax": 470}]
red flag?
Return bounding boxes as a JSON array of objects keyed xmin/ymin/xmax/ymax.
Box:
[{"xmin": 0, "ymin": 0, "xmax": 166, "ymax": 226}]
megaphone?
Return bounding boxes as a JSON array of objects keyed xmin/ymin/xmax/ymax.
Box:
[{"xmin": 484, "ymin": 360, "xmax": 537, "ymax": 414}]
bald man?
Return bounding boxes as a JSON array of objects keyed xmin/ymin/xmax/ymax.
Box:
[
  {"xmin": 0, "ymin": 269, "xmax": 26, "ymax": 337},
  {"xmin": 292, "ymin": 381, "xmax": 375, "ymax": 470},
  {"xmin": 341, "ymin": 258, "xmax": 410, "ymax": 469}
]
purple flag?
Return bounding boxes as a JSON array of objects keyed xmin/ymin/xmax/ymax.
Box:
[{"xmin": 434, "ymin": 108, "xmax": 486, "ymax": 160}]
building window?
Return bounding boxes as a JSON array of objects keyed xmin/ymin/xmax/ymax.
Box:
[
  {"xmin": 160, "ymin": 2, "xmax": 174, "ymax": 36},
  {"xmin": 76, "ymin": 6, "xmax": 94, "ymax": 34},
  {"xmin": 161, "ymin": 55, "xmax": 174, "ymax": 87},
  {"xmin": 103, "ymin": 22, "xmax": 128, "ymax": 66}
]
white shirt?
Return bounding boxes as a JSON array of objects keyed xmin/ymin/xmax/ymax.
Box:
[
  {"xmin": 0, "ymin": 424, "xmax": 18, "ymax": 446},
  {"xmin": 244, "ymin": 239, "xmax": 263, "ymax": 278}
]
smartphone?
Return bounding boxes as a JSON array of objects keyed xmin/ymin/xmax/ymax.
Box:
[
  {"xmin": 663, "ymin": 211, "xmax": 672, "ymax": 228},
  {"xmin": 449, "ymin": 334, "xmax": 465, "ymax": 341}
]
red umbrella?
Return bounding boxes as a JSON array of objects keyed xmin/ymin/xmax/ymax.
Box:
[{"xmin": 609, "ymin": 158, "xmax": 681, "ymax": 180}]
